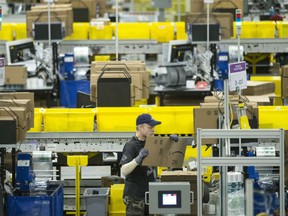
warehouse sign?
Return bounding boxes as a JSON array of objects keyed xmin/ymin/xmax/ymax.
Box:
[{"xmin": 228, "ymin": 61, "xmax": 247, "ymax": 91}]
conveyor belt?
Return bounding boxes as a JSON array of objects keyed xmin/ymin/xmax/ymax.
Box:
[{"xmin": 2, "ymin": 132, "xmax": 193, "ymax": 153}]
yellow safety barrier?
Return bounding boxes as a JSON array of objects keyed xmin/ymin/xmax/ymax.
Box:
[
  {"xmin": 109, "ymin": 184, "xmax": 126, "ymax": 216},
  {"xmin": 259, "ymin": 106, "xmax": 288, "ymax": 129},
  {"xmin": 64, "ymin": 23, "xmax": 90, "ymax": 40},
  {"xmin": 43, "ymin": 108, "xmax": 96, "ymax": 132},
  {"xmin": 150, "ymin": 22, "xmax": 175, "ymax": 42}
]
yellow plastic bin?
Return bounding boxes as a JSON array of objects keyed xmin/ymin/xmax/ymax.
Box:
[
  {"xmin": 259, "ymin": 106, "xmax": 288, "ymax": 129},
  {"xmin": 28, "ymin": 108, "xmax": 45, "ymax": 132},
  {"xmin": 0, "ymin": 23, "xmax": 14, "ymax": 41},
  {"xmin": 89, "ymin": 25, "xmax": 113, "ymax": 40},
  {"xmin": 277, "ymin": 21, "xmax": 288, "ymax": 38},
  {"xmin": 43, "ymin": 108, "xmax": 96, "ymax": 132},
  {"xmin": 148, "ymin": 106, "xmax": 198, "ymax": 135},
  {"xmin": 64, "ymin": 23, "xmax": 90, "ymax": 40},
  {"xmin": 174, "ymin": 22, "xmax": 188, "ymax": 40},
  {"xmin": 256, "ymin": 21, "xmax": 275, "ymax": 38},
  {"xmin": 96, "ymin": 107, "xmax": 148, "ymax": 132},
  {"xmin": 150, "ymin": 22, "xmax": 175, "ymax": 42},
  {"xmin": 11, "ymin": 23, "xmax": 27, "ymax": 40},
  {"xmin": 233, "ymin": 21, "xmax": 257, "ymax": 38},
  {"xmin": 115, "ymin": 23, "xmax": 150, "ymax": 40}
]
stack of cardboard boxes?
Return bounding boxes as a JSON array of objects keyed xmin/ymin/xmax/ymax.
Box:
[
  {"xmin": 55, "ymin": 0, "xmax": 107, "ymax": 20},
  {"xmin": 26, "ymin": 4, "xmax": 73, "ymax": 38},
  {"xmin": 90, "ymin": 61, "xmax": 150, "ymax": 106},
  {"xmin": 0, "ymin": 92, "xmax": 34, "ymax": 144},
  {"xmin": 187, "ymin": 0, "xmax": 244, "ymax": 39}
]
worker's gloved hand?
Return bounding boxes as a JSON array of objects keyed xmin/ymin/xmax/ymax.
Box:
[
  {"xmin": 169, "ymin": 134, "xmax": 178, "ymax": 142},
  {"xmin": 135, "ymin": 148, "xmax": 149, "ymax": 165}
]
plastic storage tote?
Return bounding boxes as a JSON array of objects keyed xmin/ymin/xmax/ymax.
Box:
[
  {"xmin": 6, "ymin": 183, "xmax": 63, "ymax": 216},
  {"xmin": 83, "ymin": 187, "xmax": 110, "ymax": 216}
]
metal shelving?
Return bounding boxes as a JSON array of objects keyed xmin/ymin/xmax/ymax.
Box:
[{"xmin": 196, "ymin": 128, "xmax": 285, "ymax": 216}]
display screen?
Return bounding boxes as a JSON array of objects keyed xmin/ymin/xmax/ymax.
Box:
[{"xmin": 158, "ymin": 191, "xmax": 181, "ymax": 208}]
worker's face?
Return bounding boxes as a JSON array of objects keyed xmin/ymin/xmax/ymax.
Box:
[{"xmin": 138, "ymin": 123, "xmax": 155, "ymax": 138}]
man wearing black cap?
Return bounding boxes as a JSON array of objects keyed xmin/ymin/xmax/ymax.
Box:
[{"xmin": 119, "ymin": 113, "xmax": 161, "ymax": 215}]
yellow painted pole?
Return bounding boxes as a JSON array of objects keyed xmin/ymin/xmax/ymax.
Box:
[{"xmin": 67, "ymin": 155, "xmax": 88, "ymax": 216}]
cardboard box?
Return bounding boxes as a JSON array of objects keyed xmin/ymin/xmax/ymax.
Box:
[
  {"xmin": 0, "ymin": 116, "xmax": 18, "ymax": 144},
  {"xmin": 91, "ymin": 61, "xmax": 150, "ymax": 99},
  {"xmin": 185, "ymin": 12, "xmax": 234, "ymax": 39},
  {"xmin": 5, "ymin": 66, "xmax": 27, "ymax": 85},
  {"xmin": 194, "ymin": 106, "xmax": 258, "ymax": 144},
  {"xmin": 101, "ymin": 175, "xmax": 124, "ymax": 187},
  {"xmin": 0, "ymin": 92, "xmax": 34, "ymax": 127},
  {"xmin": 0, "ymin": 107, "xmax": 27, "ymax": 141},
  {"xmin": 142, "ymin": 137, "xmax": 188, "ymax": 168},
  {"xmin": 189, "ymin": 0, "xmax": 204, "ymax": 13},
  {"xmin": 0, "ymin": 99, "xmax": 32, "ymax": 130},
  {"xmin": 282, "ymin": 65, "xmax": 288, "ymax": 77},
  {"xmin": 205, "ymin": 0, "xmax": 244, "ymax": 15},
  {"xmin": 90, "ymin": 83, "xmax": 135, "ymax": 106},
  {"xmin": 26, "ymin": 6, "xmax": 73, "ymax": 38},
  {"xmin": 241, "ymin": 81, "xmax": 275, "ymax": 95},
  {"xmin": 91, "ymin": 73, "xmax": 143, "ymax": 100}
]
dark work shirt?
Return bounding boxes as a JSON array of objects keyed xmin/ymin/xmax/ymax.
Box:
[{"xmin": 120, "ymin": 136, "xmax": 155, "ymax": 198}]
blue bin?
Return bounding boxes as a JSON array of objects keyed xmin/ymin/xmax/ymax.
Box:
[
  {"xmin": 6, "ymin": 183, "xmax": 63, "ymax": 216},
  {"xmin": 60, "ymin": 80, "xmax": 90, "ymax": 108}
]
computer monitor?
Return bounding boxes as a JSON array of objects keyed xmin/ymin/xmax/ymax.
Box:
[
  {"xmin": 167, "ymin": 40, "xmax": 193, "ymax": 63},
  {"xmin": 77, "ymin": 91, "xmax": 96, "ymax": 108},
  {"xmin": 6, "ymin": 38, "xmax": 36, "ymax": 65},
  {"xmin": 73, "ymin": 8, "xmax": 89, "ymax": 22},
  {"xmin": 148, "ymin": 182, "xmax": 192, "ymax": 214}
]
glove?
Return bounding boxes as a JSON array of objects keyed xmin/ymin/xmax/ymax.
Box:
[
  {"xmin": 169, "ymin": 134, "xmax": 178, "ymax": 142},
  {"xmin": 135, "ymin": 148, "xmax": 149, "ymax": 165}
]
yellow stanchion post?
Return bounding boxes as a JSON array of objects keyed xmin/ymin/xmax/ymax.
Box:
[{"xmin": 67, "ymin": 155, "xmax": 88, "ymax": 216}]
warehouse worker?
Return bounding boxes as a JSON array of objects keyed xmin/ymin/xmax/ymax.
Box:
[{"xmin": 120, "ymin": 113, "xmax": 178, "ymax": 215}]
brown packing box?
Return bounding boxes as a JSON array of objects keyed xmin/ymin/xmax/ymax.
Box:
[
  {"xmin": 142, "ymin": 137, "xmax": 188, "ymax": 168},
  {"xmin": 90, "ymin": 83, "xmax": 135, "ymax": 106},
  {"xmin": 190, "ymin": 0, "xmax": 204, "ymax": 13},
  {"xmin": 239, "ymin": 81, "xmax": 275, "ymax": 95},
  {"xmin": 101, "ymin": 175, "xmax": 124, "ymax": 187},
  {"xmin": 91, "ymin": 61, "xmax": 146, "ymax": 73},
  {"xmin": 205, "ymin": 0, "xmax": 244, "ymax": 15},
  {"xmin": 0, "ymin": 99, "xmax": 32, "ymax": 130},
  {"xmin": 0, "ymin": 115, "xmax": 18, "ymax": 144},
  {"xmin": 91, "ymin": 61, "xmax": 149, "ymax": 99},
  {"xmin": 185, "ymin": 12, "xmax": 233, "ymax": 39},
  {"xmin": 0, "ymin": 107, "xmax": 27, "ymax": 142},
  {"xmin": 0, "ymin": 93, "xmax": 34, "ymax": 127},
  {"xmin": 5, "ymin": 66, "xmax": 28, "ymax": 85},
  {"xmin": 71, "ymin": 0, "xmax": 107, "ymax": 19},
  {"xmin": 160, "ymin": 171, "xmax": 198, "ymax": 216},
  {"xmin": 282, "ymin": 65, "xmax": 288, "ymax": 77},
  {"xmin": 91, "ymin": 73, "xmax": 143, "ymax": 100},
  {"xmin": 194, "ymin": 105, "xmax": 258, "ymax": 144},
  {"xmin": 282, "ymin": 77, "xmax": 288, "ymax": 98}
]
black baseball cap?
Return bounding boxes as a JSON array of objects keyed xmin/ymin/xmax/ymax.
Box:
[{"xmin": 136, "ymin": 114, "xmax": 161, "ymax": 126}]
